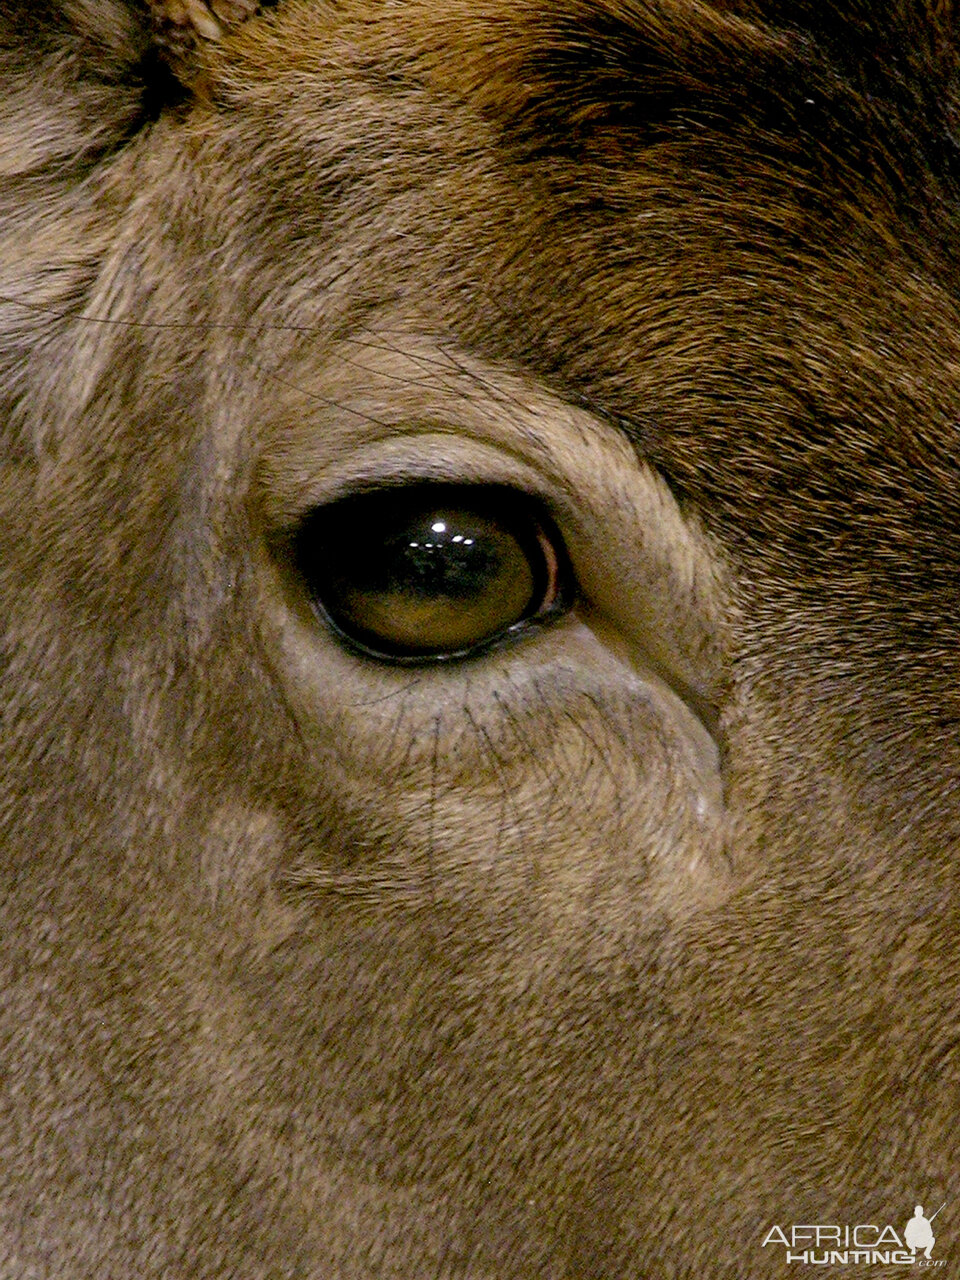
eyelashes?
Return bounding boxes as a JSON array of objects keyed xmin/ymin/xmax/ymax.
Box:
[{"xmin": 291, "ymin": 482, "xmax": 575, "ymax": 664}]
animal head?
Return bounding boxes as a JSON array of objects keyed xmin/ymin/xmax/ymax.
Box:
[{"xmin": 3, "ymin": 1, "xmax": 959, "ymax": 1274}]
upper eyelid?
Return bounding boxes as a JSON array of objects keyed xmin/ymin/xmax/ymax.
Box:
[
  {"xmin": 254, "ymin": 332, "xmax": 618, "ymax": 523},
  {"xmin": 256, "ymin": 429, "xmax": 576, "ymax": 531}
]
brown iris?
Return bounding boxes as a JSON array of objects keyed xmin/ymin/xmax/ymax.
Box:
[{"xmin": 293, "ymin": 484, "xmax": 571, "ymax": 662}]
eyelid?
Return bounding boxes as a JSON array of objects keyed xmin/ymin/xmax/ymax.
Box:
[
  {"xmin": 308, "ymin": 593, "xmax": 572, "ymax": 667},
  {"xmin": 257, "ymin": 430, "xmax": 572, "ymax": 531}
]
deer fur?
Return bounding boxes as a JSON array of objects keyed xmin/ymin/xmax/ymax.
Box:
[{"xmin": 2, "ymin": 1, "xmax": 959, "ymax": 1275}]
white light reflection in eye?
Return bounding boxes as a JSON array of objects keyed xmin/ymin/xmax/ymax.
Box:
[{"xmin": 431, "ymin": 521, "xmax": 447, "ymax": 534}]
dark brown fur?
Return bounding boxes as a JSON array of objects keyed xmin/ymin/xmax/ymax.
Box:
[{"xmin": 3, "ymin": 1, "xmax": 960, "ymax": 1275}]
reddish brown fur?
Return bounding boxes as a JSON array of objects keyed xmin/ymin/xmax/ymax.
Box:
[{"xmin": 3, "ymin": 1, "xmax": 960, "ymax": 1276}]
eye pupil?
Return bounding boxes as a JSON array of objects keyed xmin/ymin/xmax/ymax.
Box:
[
  {"xmin": 291, "ymin": 484, "xmax": 571, "ymax": 663},
  {"xmin": 389, "ymin": 514, "xmax": 507, "ymax": 600}
]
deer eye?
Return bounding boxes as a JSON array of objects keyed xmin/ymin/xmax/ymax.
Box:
[{"xmin": 292, "ymin": 484, "xmax": 574, "ymax": 662}]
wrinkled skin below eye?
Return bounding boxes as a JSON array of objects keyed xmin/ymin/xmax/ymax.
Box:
[{"xmin": 291, "ymin": 484, "xmax": 571, "ymax": 660}]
